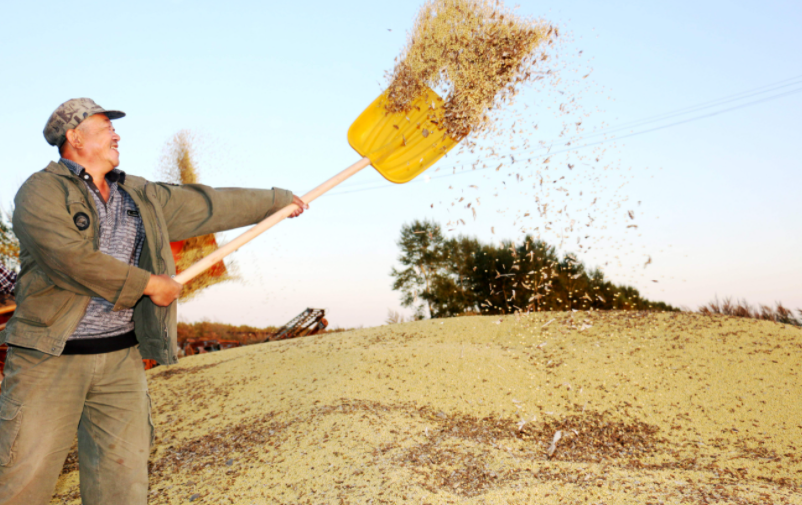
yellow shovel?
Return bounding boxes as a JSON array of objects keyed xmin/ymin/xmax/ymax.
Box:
[{"xmin": 174, "ymin": 86, "xmax": 462, "ymax": 284}]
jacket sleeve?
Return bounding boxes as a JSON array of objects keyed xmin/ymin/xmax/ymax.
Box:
[
  {"xmin": 153, "ymin": 183, "xmax": 294, "ymax": 242},
  {"xmin": 13, "ymin": 174, "xmax": 151, "ymax": 310}
]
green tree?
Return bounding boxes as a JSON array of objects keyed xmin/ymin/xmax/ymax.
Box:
[
  {"xmin": 465, "ymin": 236, "xmax": 563, "ymax": 314},
  {"xmin": 426, "ymin": 236, "xmax": 482, "ymax": 317},
  {"xmin": 390, "ymin": 221, "xmax": 677, "ymax": 317},
  {"xmin": 390, "ymin": 220, "xmax": 448, "ymax": 319}
]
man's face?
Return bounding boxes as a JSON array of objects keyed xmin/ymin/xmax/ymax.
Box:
[{"xmin": 73, "ymin": 113, "xmax": 120, "ymax": 169}]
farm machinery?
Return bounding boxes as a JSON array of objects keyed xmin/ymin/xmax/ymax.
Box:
[{"xmin": 266, "ymin": 308, "xmax": 328, "ymax": 341}]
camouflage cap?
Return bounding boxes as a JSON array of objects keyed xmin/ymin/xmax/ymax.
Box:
[{"xmin": 43, "ymin": 98, "xmax": 125, "ymax": 147}]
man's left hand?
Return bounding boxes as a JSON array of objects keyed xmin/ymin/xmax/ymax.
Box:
[{"xmin": 288, "ymin": 194, "xmax": 308, "ymax": 218}]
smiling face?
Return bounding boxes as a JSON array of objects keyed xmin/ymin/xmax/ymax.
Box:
[{"xmin": 66, "ymin": 113, "xmax": 121, "ymax": 171}]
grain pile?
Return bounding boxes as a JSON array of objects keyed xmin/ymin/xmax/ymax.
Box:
[
  {"xmin": 386, "ymin": 0, "xmax": 553, "ymax": 139},
  {"xmin": 158, "ymin": 130, "xmax": 234, "ymax": 301},
  {"xmin": 52, "ymin": 312, "xmax": 802, "ymax": 504}
]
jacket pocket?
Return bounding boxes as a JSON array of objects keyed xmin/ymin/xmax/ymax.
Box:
[
  {"xmin": 0, "ymin": 395, "xmax": 22, "ymax": 467},
  {"xmin": 13, "ymin": 271, "xmax": 75, "ymax": 327}
]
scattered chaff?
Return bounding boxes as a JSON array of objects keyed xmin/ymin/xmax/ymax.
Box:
[{"xmin": 386, "ymin": 0, "xmax": 554, "ymax": 139}]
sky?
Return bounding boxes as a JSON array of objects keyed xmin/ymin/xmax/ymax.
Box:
[{"xmin": 1, "ymin": 0, "xmax": 800, "ymax": 328}]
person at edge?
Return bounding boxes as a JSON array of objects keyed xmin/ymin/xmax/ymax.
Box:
[{"xmin": 0, "ymin": 98, "xmax": 308, "ymax": 505}]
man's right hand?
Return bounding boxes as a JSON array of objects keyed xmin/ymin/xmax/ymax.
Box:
[
  {"xmin": 144, "ymin": 274, "xmax": 183, "ymax": 306},
  {"xmin": 288, "ymin": 194, "xmax": 309, "ymax": 218}
]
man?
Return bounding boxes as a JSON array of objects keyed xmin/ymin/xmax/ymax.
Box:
[{"xmin": 0, "ymin": 98, "xmax": 308, "ymax": 505}]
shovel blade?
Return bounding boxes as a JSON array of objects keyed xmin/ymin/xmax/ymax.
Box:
[{"xmin": 348, "ymin": 86, "xmax": 462, "ymax": 184}]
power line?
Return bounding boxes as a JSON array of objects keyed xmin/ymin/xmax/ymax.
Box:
[
  {"xmin": 576, "ymin": 86, "xmax": 802, "ymax": 147},
  {"xmin": 565, "ymin": 75, "xmax": 802, "ymax": 143}
]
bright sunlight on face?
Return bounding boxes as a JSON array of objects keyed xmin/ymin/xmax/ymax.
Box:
[{"xmin": 75, "ymin": 113, "xmax": 120, "ymax": 169}]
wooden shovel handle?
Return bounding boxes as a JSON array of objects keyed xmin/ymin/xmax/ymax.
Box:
[{"xmin": 173, "ymin": 157, "xmax": 372, "ymax": 285}]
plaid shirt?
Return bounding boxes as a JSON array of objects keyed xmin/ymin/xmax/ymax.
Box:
[
  {"xmin": 0, "ymin": 263, "xmax": 16, "ymax": 296},
  {"xmin": 61, "ymin": 158, "xmax": 145, "ymax": 340}
]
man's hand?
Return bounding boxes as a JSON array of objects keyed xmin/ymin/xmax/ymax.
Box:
[
  {"xmin": 144, "ymin": 274, "xmax": 183, "ymax": 306},
  {"xmin": 288, "ymin": 194, "xmax": 309, "ymax": 218}
]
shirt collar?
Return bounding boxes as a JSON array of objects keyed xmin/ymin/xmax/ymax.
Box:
[{"xmin": 59, "ymin": 158, "xmax": 126, "ymax": 185}]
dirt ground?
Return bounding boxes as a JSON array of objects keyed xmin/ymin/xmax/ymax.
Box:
[{"xmin": 52, "ymin": 311, "xmax": 802, "ymax": 504}]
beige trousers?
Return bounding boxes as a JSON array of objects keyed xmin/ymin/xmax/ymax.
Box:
[{"xmin": 0, "ymin": 345, "xmax": 153, "ymax": 505}]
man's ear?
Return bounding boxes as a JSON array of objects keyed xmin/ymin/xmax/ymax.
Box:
[{"xmin": 65, "ymin": 128, "xmax": 82, "ymax": 151}]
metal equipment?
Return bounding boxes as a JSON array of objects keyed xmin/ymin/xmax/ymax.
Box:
[
  {"xmin": 266, "ymin": 308, "xmax": 328, "ymax": 342},
  {"xmin": 182, "ymin": 338, "xmax": 242, "ymax": 356}
]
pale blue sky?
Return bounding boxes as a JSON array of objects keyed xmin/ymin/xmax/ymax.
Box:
[{"xmin": 1, "ymin": 1, "xmax": 800, "ymax": 327}]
